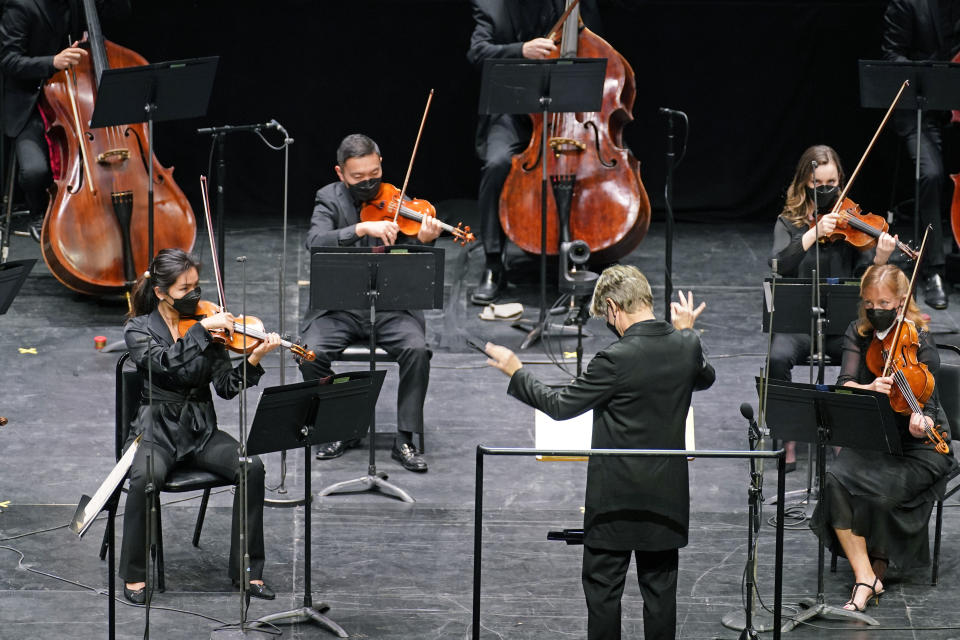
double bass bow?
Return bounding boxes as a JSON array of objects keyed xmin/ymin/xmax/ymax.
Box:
[
  {"xmin": 498, "ymin": 0, "xmax": 651, "ymax": 263},
  {"xmin": 865, "ymin": 229, "xmax": 950, "ymax": 454},
  {"xmin": 176, "ymin": 177, "xmax": 315, "ymax": 362},
  {"xmin": 40, "ymin": 0, "xmax": 196, "ymax": 296}
]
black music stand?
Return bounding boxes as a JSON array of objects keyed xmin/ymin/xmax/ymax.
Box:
[
  {"xmin": 478, "ymin": 58, "xmax": 606, "ymax": 349},
  {"xmin": 761, "ymin": 378, "xmax": 901, "ymax": 631},
  {"xmin": 761, "ymin": 278, "xmax": 860, "ymax": 337},
  {"xmin": 309, "ymin": 246, "xmax": 443, "ymax": 502},
  {"xmin": 242, "ymin": 371, "xmax": 385, "ymax": 638},
  {"xmin": 0, "ymin": 258, "xmax": 34, "ymax": 314},
  {"xmin": 89, "ymin": 57, "xmax": 218, "ymax": 268},
  {"xmin": 859, "ymin": 60, "xmax": 960, "ymax": 249}
]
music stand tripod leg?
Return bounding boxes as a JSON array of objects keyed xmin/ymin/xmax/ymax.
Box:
[{"xmin": 316, "ymin": 264, "xmax": 416, "ymax": 503}]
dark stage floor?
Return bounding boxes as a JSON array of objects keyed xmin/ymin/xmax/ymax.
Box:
[{"xmin": 2, "ymin": 204, "xmax": 960, "ymax": 639}]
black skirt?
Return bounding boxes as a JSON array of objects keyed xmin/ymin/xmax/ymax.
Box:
[{"xmin": 809, "ymin": 443, "xmax": 957, "ymax": 569}]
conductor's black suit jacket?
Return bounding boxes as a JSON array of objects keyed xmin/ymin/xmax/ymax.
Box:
[
  {"xmin": 508, "ymin": 319, "xmax": 715, "ymax": 551},
  {"xmin": 0, "ymin": 0, "xmax": 130, "ymax": 137}
]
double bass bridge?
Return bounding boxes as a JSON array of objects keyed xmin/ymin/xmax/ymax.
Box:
[
  {"xmin": 97, "ymin": 148, "xmax": 130, "ymax": 164},
  {"xmin": 549, "ymin": 137, "xmax": 586, "ymax": 156}
]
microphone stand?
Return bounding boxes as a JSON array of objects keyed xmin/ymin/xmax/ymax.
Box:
[
  {"xmin": 722, "ymin": 260, "xmax": 778, "ymax": 636},
  {"xmin": 211, "ymin": 257, "xmax": 271, "ymax": 639},
  {"xmin": 659, "ymin": 108, "xmax": 688, "ymax": 318},
  {"xmin": 143, "ymin": 334, "xmax": 156, "ymax": 639}
]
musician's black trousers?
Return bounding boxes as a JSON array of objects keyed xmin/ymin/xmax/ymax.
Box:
[
  {"xmin": 477, "ymin": 114, "xmax": 531, "ymax": 260},
  {"xmin": 13, "ymin": 111, "xmax": 51, "ymax": 218},
  {"xmin": 119, "ymin": 430, "xmax": 266, "ymax": 583},
  {"xmin": 298, "ymin": 310, "xmax": 430, "ymax": 446},
  {"xmin": 894, "ymin": 111, "xmax": 947, "ymax": 272},
  {"xmin": 582, "ymin": 545, "xmax": 679, "ymax": 640},
  {"xmin": 769, "ymin": 332, "xmax": 844, "ymax": 382}
]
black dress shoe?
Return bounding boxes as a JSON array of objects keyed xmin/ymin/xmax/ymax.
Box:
[
  {"xmin": 924, "ymin": 274, "xmax": 948, "ymax": 310},
  {"xmin": 233, "ymin": 580, "xmax": 276, "ymax": 600},
  {"xmin": 471, "ymin": 268, "xmax": 505, "ymax": 305},
  {"xmin": 123, "ymin": 584, "xmax": 146, "ymax": 605},
  {"xmin": 391, "ymin": 442, "xmax": 428, "ymax": 472},
  {"xmin": 315, "ymin": 438, "xmax": 361, "ymax": 460}
]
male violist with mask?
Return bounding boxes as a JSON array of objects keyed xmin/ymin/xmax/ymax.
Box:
[
  {"xmin": 466, "ymin": 0, "xmax": 601, "ymax": 304},
  {"xmin": 299, "ymin": 133, "xmax": 443, "ymax": 472},
  {"xmin": 485, "ymin": 265, "xmax": 715, "ymax": 639}
]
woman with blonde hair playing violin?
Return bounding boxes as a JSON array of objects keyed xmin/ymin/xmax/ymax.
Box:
[{"xmin": 809, "ymin": 263, "xmax": 957, "ymax": 611}]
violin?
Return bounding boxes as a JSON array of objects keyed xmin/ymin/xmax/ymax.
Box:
[
  {"xmin": 177, "ymin": 299, "xmax": 315, "ymax": 361},
  {"xmin": 821, "ymin": 197, "xmax": 918, "ymax": 260},
  {"xmin": 190, "ymin": 177, "xmax": 314, "ymax": 362},
  {"xmin": 360, "ymin": 182, "xmax": 475, "ymax": 246},
  {"xmin": 864, "ymin": 228, "xmax": 949, "ymax": 454}
]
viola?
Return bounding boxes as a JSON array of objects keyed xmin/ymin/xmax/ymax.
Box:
[
  {"xmin": 821, "ymin": 197, "xmax": 918, "ymax": 260},
  {"xmin": 177, "ymin": 299, "xmax": 315, "ymax": 362},
  {"xmin": 360, "ymin": 182, "xmax": 475, "ymax": 245},
  {"xmin": 865, "ymin": 320, "xmax": 949, "ymax": 454},
  {"xmin": 40, "ymin": 0, "xmax": 196, "ymax": 295}
]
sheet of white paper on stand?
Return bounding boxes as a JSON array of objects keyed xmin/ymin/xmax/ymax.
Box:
[{"xmin": 535, "ymin": 409, "xmax": 593, "ymax": 461}]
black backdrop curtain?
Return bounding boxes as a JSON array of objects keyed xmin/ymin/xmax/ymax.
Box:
[{"xmin": 90, "ymin": 0, "xmax": 922, "ymax": 227}]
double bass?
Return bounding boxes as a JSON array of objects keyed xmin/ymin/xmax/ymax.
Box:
[
  {"xmin": 40, "ymin": 0, "xmax": 195, "ymax": 296},
  {"xmin": 498, "ymin": 0, "xmax": 650, "ymax": 264}
]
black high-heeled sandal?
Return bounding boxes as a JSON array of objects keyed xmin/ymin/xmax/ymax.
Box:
[{"xmin": 844, "ymin": 578, "xmax": 883, "ymax": 612}]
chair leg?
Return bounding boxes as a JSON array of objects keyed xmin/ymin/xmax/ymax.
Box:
[
  {"xmin": 830, "ymin": 548, "xmax": 838, "ymax": 573},
  {"xmin": 933, "ymin": 499, "xmax": 944, "ymax": 586},
  {"xmin": 193, "ymin": 488, "xmax": 211, "ymax": 547},
  {"xmin": 154, "ymin": 496, "xmax": 166, "ymax": 593}
]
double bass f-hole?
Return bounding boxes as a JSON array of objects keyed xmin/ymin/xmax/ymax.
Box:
[{"xmin": 584, "ymin": 121, "xmax": 616, "ymax": 168}]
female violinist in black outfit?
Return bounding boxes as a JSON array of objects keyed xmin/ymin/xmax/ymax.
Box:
[
  {"xmin": 810, "ymin": 264, "xmax": 957, "ymax": 611},
  {"xmin": 119, "ymin": 249, "xmax": 281, "ymax": 604},
  {"xmin": 770, "ymin": 145, "xmax": 897, "ymax": 469}
]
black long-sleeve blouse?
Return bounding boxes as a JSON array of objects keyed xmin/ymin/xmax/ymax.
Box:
[{"xmin": 123, "ymin": 309, "xmax": 265, "ymax": 460}]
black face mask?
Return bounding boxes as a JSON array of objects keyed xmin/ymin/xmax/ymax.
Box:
[
  {"xmin": 607, "ymin": 321, "xmax": 621, "ymax": 338},
  {"xmin": 805, "ymin": 184, "xmax": 839, "ymax": 214},
  {"xmin": 866, "ymin": 307, "xmax": 897, "ymax": 332},
  {"xmin": 169, "ymin": 286, "xmax": 201, "ymax": 316},
  {"xmin": 347, "ymin": 177, "xmax": 382, "ymax": 203}
]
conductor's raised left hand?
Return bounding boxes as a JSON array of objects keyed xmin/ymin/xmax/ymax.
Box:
[{"xmin": 670, "ymin": 290, "xmax": 706, "ymax": 330}]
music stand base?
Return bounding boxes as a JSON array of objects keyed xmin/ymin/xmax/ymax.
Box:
[
  {"xmin": 513, "ymin": 320, "xmax": 586, "ymax": 349},
  {"xmin": 251, "ymin": 605, "xmax": 347, "ymax": 638},
  {"xmin": 209, "ymin": 623, "xmax": 276, "ymax": 639},
  {"xmin": 780, "ymin": 599, "xmax": 878, "ymax": 632},
  {"xmin": 264, "ymin": 496, "xmax": 305, "ymax": 508},
  {"xmin": 318, "ymin": 473, "xmax": 414, "ymax": 503},
  {"xmin": 721, "ymin": 608, "xmax": 778, "ymax": 634}
]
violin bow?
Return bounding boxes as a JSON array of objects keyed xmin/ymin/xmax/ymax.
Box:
[
  {"xmin": 199, "ymin": 175, "xmax": 228, "ymax": 310},
  {"xmin": 830, "ymin": 80, "xmax": 910, "ymax": 215},
  {"xmin": 881, "ymin": 225, "xmax": 930, "ymax": 377},
  {"xmin": 393, "ymin": 89, "xmax": 435, "ymax": 225},
  {"xmin": 546, "ymin": 0, "xmax": 582, "ymax": 41}
]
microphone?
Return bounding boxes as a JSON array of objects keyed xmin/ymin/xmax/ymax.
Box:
[
  {"xmin": 740, "ymin": 402, "xmax": 761, "ymax": 440},
  {"xmin": 659, "ymin": 107, "xmax": 685, "ymax": 117}
]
